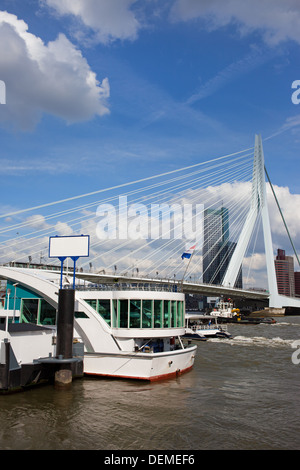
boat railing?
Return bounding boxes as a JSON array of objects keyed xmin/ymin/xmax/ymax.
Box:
[
  {"xmin": 191, "ymin": 323, "xmax": 228, "ymax": 331},
  {"xmin": 72, "ymin": 283, "xmax": 179, "ymax": 293}
]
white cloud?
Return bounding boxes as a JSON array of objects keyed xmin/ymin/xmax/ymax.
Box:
[
  {"xmin": 267, "ymin": 184, "xmax": 300, "ymax": 241},
  {"xmin": 25, "ymin": 214, "xmax": 49, "ymax": 230},
  {"xmin": 54, "ymin": 221, "xmax": 73, "ymax": 236},
  {"xmin": 44, "ymin": 0, "xmax": 300, "ymax": 47},
  {"xmin": 170, "ymin": 0, "xmax": 300, "ymax": 45},
  {"xmin": 0, "ymin": 11, "xmax": 110, "ymax": 130},
  {"xmin": 44, "ymin": 0, "xmax": 141, "ymax": 44}
]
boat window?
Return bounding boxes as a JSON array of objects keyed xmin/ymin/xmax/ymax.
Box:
[
  {"xmin": 21, "ymin": 298, "xmax": 39, "ymax": 324},
  {"xmin": 177, "ymin": 301, "xmax": 183, "ymax": 327},
  {"xmin": 171, "ymin": 300, "xmax": 177, "ymax": 327},
  {"xmin": 87, "ymin": 299, "xmax": 97, "ymax": 311},
  {"xmin": 129, "ymin": 300, "xmax": 141, "ymax": 328},
  {"xmin": 164, "ymin": 300, "xmax": 170, "ymax": 327},
  {"xmin": 85, "ymin": 297, "xmax": 185, "ymax": 330},
  {"xmin": 98, "ymin": 300, "xmax": 111, "ymax": 326},
  {"xmin": 154, "ymin": 300, "xmax": 163, "ymax": 328},
  {"xmin": 118, "ymin": 299, "xmax": 129, "ymax": 328},
  {"xmin": 85, "ymin": 299, "xmax": 111, "ymax": 325},
  {"xmin": 39, "ymin": 299, "xmax": 56, "ymax": 325},
  {"xmin": 142, "ymin": 299, "xmax": 153, "ymax": 328},
  {"xmin": 74, "ymin": 311, "xmax": 89, "ymax": 318}
]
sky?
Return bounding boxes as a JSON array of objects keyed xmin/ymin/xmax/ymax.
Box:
[{"xmin": 0, "ymin": 0, "xmax": 300, "ymax": 286}]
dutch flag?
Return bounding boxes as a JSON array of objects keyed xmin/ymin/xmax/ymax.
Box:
[{"xmin": 181, "ymin": 244, "xmax": 197, "ymax": 260}]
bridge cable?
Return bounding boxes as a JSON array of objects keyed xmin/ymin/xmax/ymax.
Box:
[{"xmin": 264, "ymin": 166, "xmax": 300, "ymax": 268}]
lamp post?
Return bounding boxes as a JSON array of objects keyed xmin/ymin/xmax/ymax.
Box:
[
  {"xmin": 13, "ymin": 283, "xmax": 19, "ymax": 323},
  {"xmin": 6, "ymin": 288, "xmax": 11, "ymax": 333}
]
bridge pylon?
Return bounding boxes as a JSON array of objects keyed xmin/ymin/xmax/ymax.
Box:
[{"xmin": 222, "ymin": 134, "xmax": 281, "ymax": 307}]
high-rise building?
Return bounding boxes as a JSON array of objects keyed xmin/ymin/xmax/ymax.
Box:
[
  {"xmin": 203, "ymin": 207, "xmax": 242, "ymax": 287},
  {"xmin": 294, "ymin": 272, "xmax": 300, "ymax": 297},
  {"xmin": 275, "ymin": 248, "xmax": 295, "ymax": 296},
  {"xmin": 203, "ymin": 207, "xmax": 228, "ymax": 284}
]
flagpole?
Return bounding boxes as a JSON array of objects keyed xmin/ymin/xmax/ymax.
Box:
[{"xmin": 180, "ymin": 251, "xmax": 195, "ymax": 291}]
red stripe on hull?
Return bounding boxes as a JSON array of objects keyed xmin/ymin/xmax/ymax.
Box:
[{"xmin": 84, "ymin": 365, "xmax": 193, "ymax": 382}]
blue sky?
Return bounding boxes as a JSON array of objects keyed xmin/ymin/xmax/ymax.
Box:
[
  {"xmin": 0, "ymin": 0, "xmax": 299, "ymax": 205},
  {"xmin": 0, "ymin": 0, "xmax": 300, "ymax": 281}
]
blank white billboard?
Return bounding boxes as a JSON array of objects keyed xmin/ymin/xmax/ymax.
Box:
[{"xmin": 49, "ymin": 235, "xmax": 90, "ymax": 258}]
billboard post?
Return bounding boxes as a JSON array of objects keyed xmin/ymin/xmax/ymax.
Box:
[
  {"xmin": 49, "ymin": 234, "xmax": 90, "ymax": 289},
  {"xmin": 48, "ymin": 235, "xmax": 90, "ymax": 388}
]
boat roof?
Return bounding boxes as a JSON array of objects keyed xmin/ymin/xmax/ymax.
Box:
[{"xmin": 185, "ymin": 312, "xmax": 217, "ymax": 320}]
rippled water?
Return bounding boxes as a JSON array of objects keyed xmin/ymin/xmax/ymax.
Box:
[{"xmin": 1, "ymin": 316, "xmax": 300, "ymax": 450}]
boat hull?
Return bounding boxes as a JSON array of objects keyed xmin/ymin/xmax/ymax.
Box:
[
  {"xmin": 83, "ymin": 345, "xmax": 197, "ymax": 381},
  {"xmin": 197, "ymin": 328, "xmax": 220, "ymax": 337},
  {"xmin": 198, "ymin": 329, "xmax": 232, "ymax": 339},
  {"xmin": 182, "ymin": 332, "xmax": 207, "ymax": 341}
]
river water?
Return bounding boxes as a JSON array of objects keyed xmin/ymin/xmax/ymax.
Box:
[{"xmin": 0, "ymin": 316, "xmax": 300, "ymax": 451}]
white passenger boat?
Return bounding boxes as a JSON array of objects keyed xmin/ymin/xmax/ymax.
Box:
[
  {"xmin": 184, "ymin": 313, "xmax": 232, "ymax": 339},
  {"xmin": 0, "ymin": 266, "xmax": 197, "ymax": 381}
]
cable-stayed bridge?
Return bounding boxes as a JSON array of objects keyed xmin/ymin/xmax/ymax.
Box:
[{"xmin": 0, "ymin": 134, "xmax": 299, "ymax": 310}]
